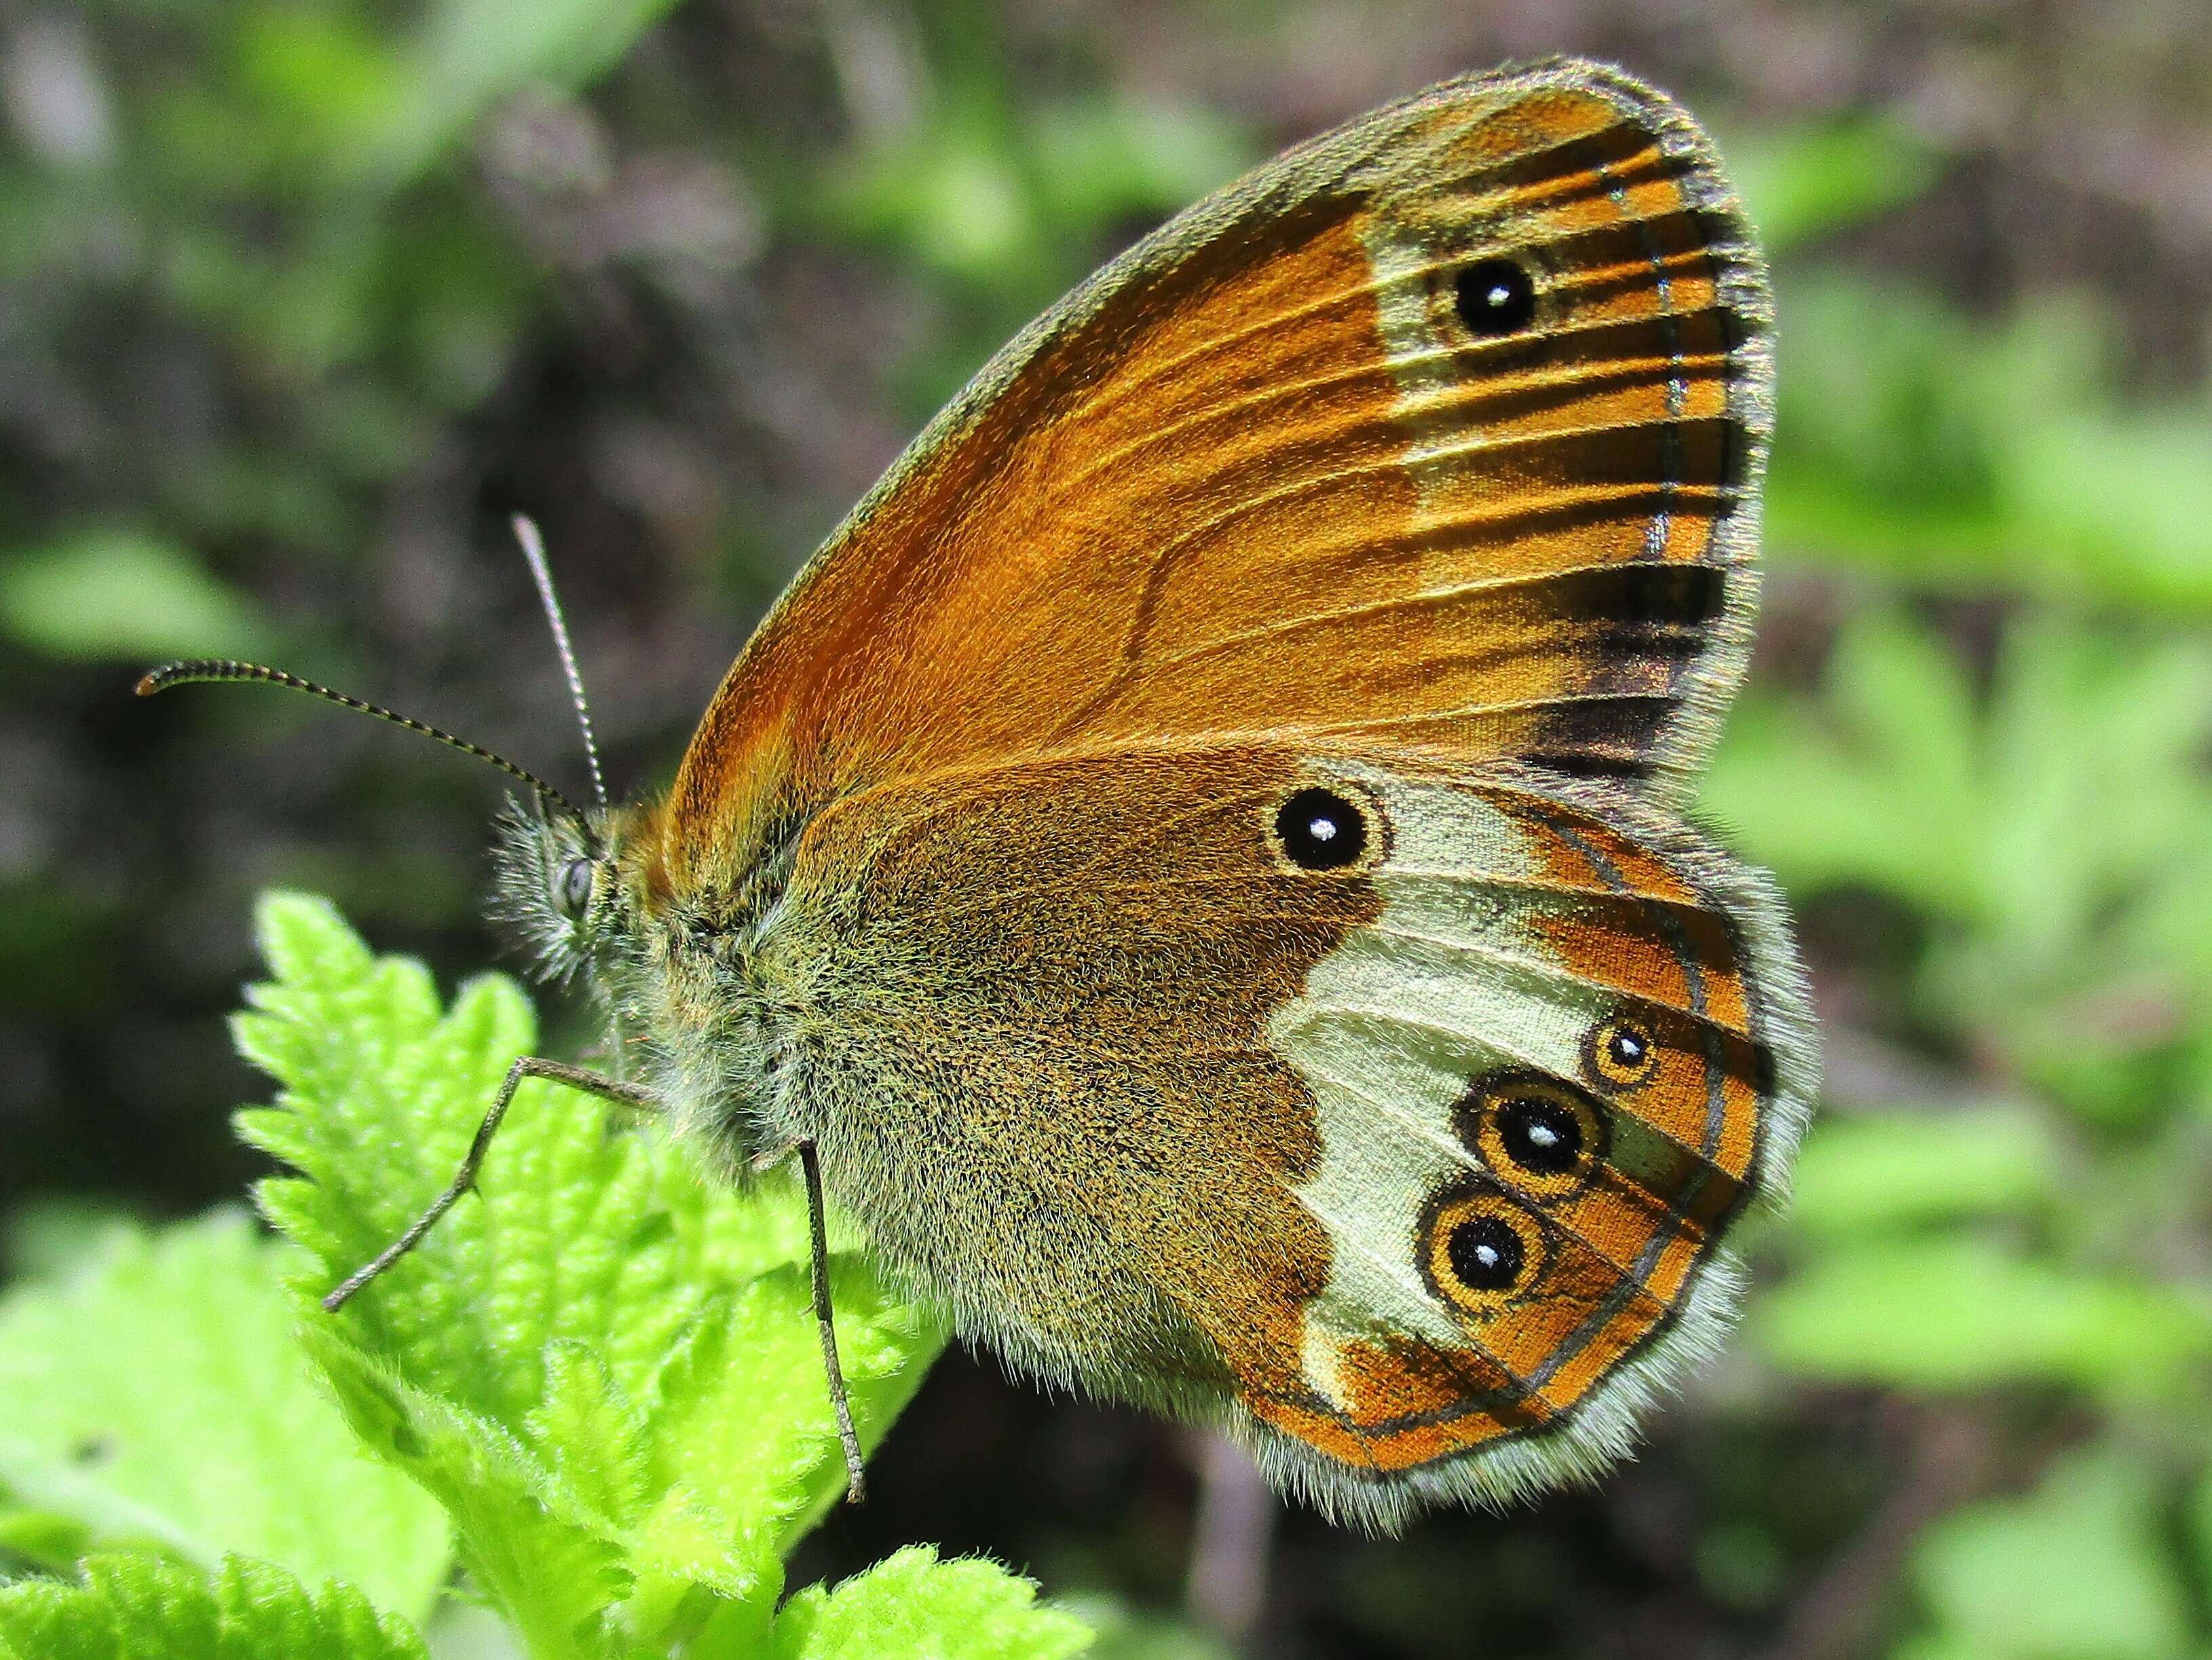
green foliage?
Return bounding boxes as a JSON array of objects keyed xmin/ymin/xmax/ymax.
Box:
[
  {"xmin": 1710, "ymin": 611, "xmax": 2212, "ymax": 1126},
  {"xmin": 1786, "ymin": 1106, "xmax": 2061, "ymax": 1236},
  {"xmin": 802, "ymin": 7, "xmax": 1252, "ymax": 419},
  {"xmin": 1706, "ymin": 115, "xmax": 2212, "ymax": 1638},
  {"xmin": 0, "ymin": 1211, "xmax": 447, "ymax": 1617},
  {"xmin": 1767, "ymin": 282, "xmax": 2212, "ymax": 609},
  {"xmin": 1752, "ymin": 1232, "xmax": 2212, "ymax": 1395},
  {"xmin": 822, "ymin": 92, "xmax": 1250, "ymax": 291},
  {"xmin": 1, "ymin": 0, "xmax": 702, "ymax": 670},
  {"xmin": 0, "ymin": 1555, "xmax": 430, "ymax": 1660},
  {"xmin": 1718, "ymin": 420, "xmax": 2212, "ymax": 1657},
  {"xmin": 768, "ymin": 1547, "xmax": 1091, "ymax": 1660},
  {"xmin": 1724, "ymin": 117, "xmax": 1940, "ymax": 253},
  {"xmin": 1902, "ymin": 1450, "xmax": 2198, "ymax": 1660},
  {"xmin": 0, "ymin": 527, "xmax": 276, "ymax": 662},
  {"xmin": 0, "ymin": 893, "xmax": 1088, "ymax": 1660}
]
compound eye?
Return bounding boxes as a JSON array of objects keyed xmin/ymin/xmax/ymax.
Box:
[{"xmin": 557, "ymin": 857, "xmax": 594, "ymax": 919}]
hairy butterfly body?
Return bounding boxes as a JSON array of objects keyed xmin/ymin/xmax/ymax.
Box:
[{"xmin": 157, "ymin": 56, "xmax": 1815, "ymax": 1532}]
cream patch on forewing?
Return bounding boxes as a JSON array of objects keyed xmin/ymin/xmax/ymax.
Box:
[
  {"xmin": 1357, "ymin": 175, "xmax": 1543, "ymax": 597},
  {"xmin": 1361, "ymin": 220, "xmax": 1464, "ymax": 499},
  {"xmin": 1269, "ymin": 761, "xmax": 1613, "ymax": 1399}
]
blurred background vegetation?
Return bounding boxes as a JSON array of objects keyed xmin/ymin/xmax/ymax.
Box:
[{"xmin": 3, "ymin": 0, "xmax": 2211, "ymax": 1655}]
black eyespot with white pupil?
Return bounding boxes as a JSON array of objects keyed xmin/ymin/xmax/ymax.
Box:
[
  {"xmin": 1495, "ymin": 1092, "xmax": 1584, "ymax": 1175},
  {"xmin": 1274, "ymin": 787, "xmax": 1367, "ymax": 870},
  {"xmin": 1454, "ymin": 257, "xmax": 1537, "ymax": 336},
  {"xmin": 557, "ymin": 857, "xmax": 594, "ymax": 918},
  {"xmin": 1587, "ymin": 1016, "xmax": 1662, "ymax": 1089},
  {"xmin": 1447, "ymin": 1214, "xmax": 1524, "ymax": 1291},
  {"xmin": 1463, "ymin": 1074, "xmax": 1607, "ymax": 1201},
  {"xmin": 1424, "ymin": 1189, "xmax": 1548, "ymax": 1313}
]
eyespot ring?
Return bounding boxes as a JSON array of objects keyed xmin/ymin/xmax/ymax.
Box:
[
  {"xmin": 556, "ymin": 856, "xmax": 595, "ymax": 919},
  {"xmin": 1461, "ymin": 1074, "xmax": 1609, "ymax": 1202},
  {"xmin": 1422, "ymin": 1188, "xmax": 1549, "ymax": 1318},
  {"xmin": 1585, "ymin": 1016, "xmax": 1661, "ymax": 1090},
  {"xmin": 1267, "ymin": 783, "xmax": 1384, "ymax": 873}
]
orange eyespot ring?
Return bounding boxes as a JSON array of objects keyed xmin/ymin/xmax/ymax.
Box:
[
  {"xmin": 1585, "ymin": 1016, "xmax": 1661, "ymax": 1090},
  {"xmin": 1461, "ymin": 1074, "xmax": 1608, "ymax": 1202},
  {"xmin": 1264, "ymin": 780, "xmax": 1386, "ymax": 874},
  {"xmin": 1422, "ymin": 1189, "xmax": 1548, "ymax": 1318}
]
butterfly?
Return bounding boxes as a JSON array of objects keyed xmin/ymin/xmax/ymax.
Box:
[{"xmin": 144, "ymin": 55, "xmax": 1815, "ymax": 1534}]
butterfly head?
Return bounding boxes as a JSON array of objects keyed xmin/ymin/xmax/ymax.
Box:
[{"xmin": 489, "ymin": 792, "xmax": 649, "ymax": 990}]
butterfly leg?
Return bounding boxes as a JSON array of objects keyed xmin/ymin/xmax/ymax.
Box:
[
  {"xmin": 321, "ymin": 1056, "xmax": 658, "ymax": 1312},
  {"xmin": 798, "ymin": 1139, "xmax": 868, "ymax": 1505}
]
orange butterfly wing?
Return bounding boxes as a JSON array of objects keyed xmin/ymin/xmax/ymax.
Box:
[
  {"xmin": 627, "ymin": 59, "xmax": 1806, "ymax": 1528},
  {"xmin": 658, "ymin": 58, "xmax": 1771, "ymax": 891}
]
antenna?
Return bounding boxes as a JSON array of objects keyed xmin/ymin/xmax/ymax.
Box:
[
  {"xmin": 511, "ymin": 515, "xmax": 608, "ymax": 811},
  {"xmin": 136, "ymin": 660, "xmax": 584, "ymax": 820}
]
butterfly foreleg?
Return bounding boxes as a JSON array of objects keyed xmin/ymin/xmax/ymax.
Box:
[{"xmin": 320, "ymin": 1056, "xmax": 659, "ymax": 1312}]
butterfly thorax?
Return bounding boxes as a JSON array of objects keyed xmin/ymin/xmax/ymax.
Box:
[{"xmin": 491, "ymin": 792, "xmax": 810, "ymax": 1170}]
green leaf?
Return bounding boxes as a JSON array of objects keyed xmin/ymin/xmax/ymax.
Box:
[
  {"xmin": 1908, "ymin": 1448, "xmax": 2194, "ymax": 1660},
  {"xmin": 0, "ymin": 1509, "xmax": 92, "ymax": 1576},
  {"xmin": 300, "ymin": 1326, "xmax": 632, "ymax": 1660},
  {"xmin": 1765, "ymin": 280, "xmax": 2212, "ymax": 610},
  {"xmin": 635, "ymin": 1255, "xmax": 935, "ymax": 1571},
  {"xmin": 0, "ymin": 527, "xmax": 274, "ymax": 661},
  {"xmin": 0, "ymin": 1210, "xmax": 449, "ymax": 1623},
  {"xmin": 1788, "ymin": 1106, "xmax": 2061, "ymax": 1235},
  {"xmin": 1752, "ymin": 1234, "xmax": 2212, "ymax": 1395},
  {"xmin": 768, "ymin": 1547, "xmax": 1093, "ymax": 1660},
  {"xmin": 235, "ymin": 891, "xmax": 709, "ymax": 1430},
  {"xmin": 233, "ymin": 891, "xmax": 948, "ymax": 1654},
  {"xmin": 0, "ymin": 1554, "xmax": 430, "ymax": 1660}
]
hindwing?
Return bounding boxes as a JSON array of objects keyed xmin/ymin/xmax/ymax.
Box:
[{"xmin": 768, "ymin": 745, "xmax": 1812, "ymax": 1528}]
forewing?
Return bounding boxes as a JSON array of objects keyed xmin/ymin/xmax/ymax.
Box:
[{"xmin": 662, "ymin": 58, "xmax": 1772, "ymax": 885}]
